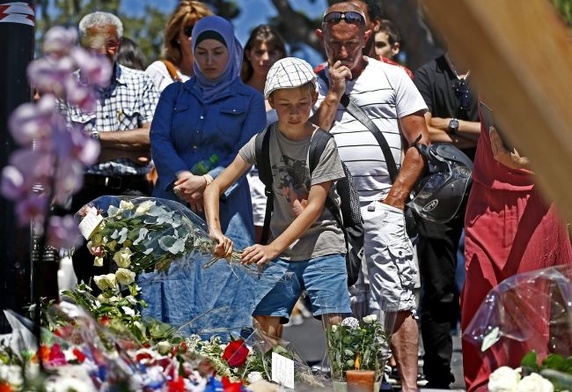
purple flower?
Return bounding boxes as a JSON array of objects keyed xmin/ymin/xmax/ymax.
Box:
[
  {"xmin": 53, "ymin": 123, "xmax": 100, "ymax": 166},
  {"xmin": 71, "ymin": 47, "xmax": 112, "ymax": 88},
  {"xmin": 16, "ymin": 195, "xmax": 48, "ymax": 226},
  {"xmin": 1, "ymin": 165, "xmax": 26, "ymax": 200},
  {"xmin": 27, "ymin": 57, "xmax": 74, "ymax": 97},
  {"xmin": 42, "ymin": 26, "xmax": 77, "ymax": 57},
  {"xmin": 8, "ymin": 96, "xmax": 56, "ymax": 145},
  {"xmin": 48, "ymin": 215, "xmax": 81, "ymax": 249},
  {"xmin": 53, "ymin": 160, "xmax": 84, "ymax": 205}
]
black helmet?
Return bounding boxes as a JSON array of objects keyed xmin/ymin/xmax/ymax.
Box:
[{"xmin": 407, "ymin": 143, "xmax": 473, "ymax": 223}]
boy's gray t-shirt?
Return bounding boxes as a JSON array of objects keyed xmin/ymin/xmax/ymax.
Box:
[{"xmin": 239, "ymin": 124, "xmax": 347, "ymax": 261}]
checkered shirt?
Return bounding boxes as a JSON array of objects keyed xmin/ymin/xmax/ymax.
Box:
[{"xmin": 60, "ymin": 63, "xmax": 159, "ymax": 175}]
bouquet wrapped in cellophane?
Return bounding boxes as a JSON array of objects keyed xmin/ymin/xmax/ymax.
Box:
[
  {"xmin": 466, "ymin": 265, "xmax": 572, "ymax": 392},
  {"xmin": 76, "ymin": 196, "xmax": 246, "ymax": 275}
]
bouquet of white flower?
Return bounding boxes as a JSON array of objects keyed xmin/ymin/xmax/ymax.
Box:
[{"xmin": 76, "ymin": 196, "xmax": 242, "ymax": 275}]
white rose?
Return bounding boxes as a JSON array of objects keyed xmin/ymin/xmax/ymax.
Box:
[
  {"xmin": 247, "ymin": 371, "xmax": 264, "ymax": 384},
  {"xmin": 517, "ymin": 373, "xmax": 553, "ymax": 392},
  {"xmin": 363, "ymin": 314, "xmax": 378, "ymax": 324},
  {"xmin": 135, "ymin": 200, "xmax": 155, "ymax": 216},
  {"xmin": 93, "ymin": 256, "xmax": 104, "ymax": 267},
  {"xmin": 488, "ymin": 366, "xmax": 521, "ymax": 392},
  {"xmin": 119, "ymin": 200, "xmax": 135, "ymax": 211},
  {"xmin": 155, "ymin": 341, "xmax": 171, "ymax": 355},
  {"xmin": 93, "ymin": 273, "xmax": 117, "ymax": 291},
  {"xmin": 113, "ymin": 247, "xmax": 133, "ymax": 268},
  {"xmin": 122, "ymin": 306, "xmax": 135, "ymax": 317},
  {"xmin": 115, "ymin": 268, "xmax": 136, "ymax": 285}
]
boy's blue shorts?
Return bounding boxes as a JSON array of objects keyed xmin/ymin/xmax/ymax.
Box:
[{"xmin": 253, "ymin": 253, "xmax": 352, "ymax": 322}]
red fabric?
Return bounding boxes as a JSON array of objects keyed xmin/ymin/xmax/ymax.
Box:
[{"xmin": 461, "ymin": 123, "xmax": 572, "ymax": 391}]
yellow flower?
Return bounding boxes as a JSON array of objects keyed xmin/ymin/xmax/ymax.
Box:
[
  {"xmin": 93, "ymin": 256, "xmax": 104, "ymax": 267},
  {"xmin": 113, "ymin": 247, "xmax": 133, "ymax": 268},
  {"xmin": 116, "ymin": 268, "xmax": 136, "ymax": 285}
]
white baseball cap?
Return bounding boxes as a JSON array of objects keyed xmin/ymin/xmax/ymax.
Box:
[{"xmin": 264, "ymin": 57, "xmax": 317, "ymax": 98}]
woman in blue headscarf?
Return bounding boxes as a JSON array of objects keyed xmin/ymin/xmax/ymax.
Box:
[{"xmin": 144, "ymin": 15, "xmax": 266, "ymax": 338}]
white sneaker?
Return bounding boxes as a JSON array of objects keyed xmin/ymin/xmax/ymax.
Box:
[{"xmin": 284, "ymin": 314, "xmax": 304, "ymax": 327}]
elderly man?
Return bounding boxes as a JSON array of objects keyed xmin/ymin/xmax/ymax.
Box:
[
  {"xmin": 312, "ymin": 3, "xmax": 430, "ymax": 391},
  {"xmin": 59, "ymin": 11, "xmax": 159, "ymax": 286}
]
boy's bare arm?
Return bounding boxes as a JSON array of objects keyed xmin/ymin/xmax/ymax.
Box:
[{"xmin": 204, "ymin": 155, "xmax": 251, "ymax": 257}]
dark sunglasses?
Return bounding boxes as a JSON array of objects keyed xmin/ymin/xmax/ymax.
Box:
[
  {"xmin": 453, "ymin": 78, "xmax": 472, "ymax": 111},
  {"xmin": 323, "ymin": 11, "xmax": 365, "ymax": 25},
  {"xmin": 183, "ymin": 25, "xmax": 194, "ymax": 37}
]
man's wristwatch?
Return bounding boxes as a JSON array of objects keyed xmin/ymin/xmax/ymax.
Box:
[
  {"xmin": 448, "ymin": 118, "xmax": 459, "ymax": 135},
  {"xmin": 91, "ymin": 130, "xmax": 100, "ymax": 140}
]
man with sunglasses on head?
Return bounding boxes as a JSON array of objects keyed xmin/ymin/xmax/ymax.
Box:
[
  {"xmin": 412, "ymin": 33, "xmax": 480, "ymax": 389},
  {"xmin": 58, "ymin": 11, "xmax": 159, "ymax": 289},
  {"xmin": 312, "ymin": 3, "xmax": 430, "ymax": 391}
]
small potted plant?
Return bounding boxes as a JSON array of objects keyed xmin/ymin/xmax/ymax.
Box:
[{"xmin": 325, "ymin": 315, "xmax": 389, "ymax": 391}]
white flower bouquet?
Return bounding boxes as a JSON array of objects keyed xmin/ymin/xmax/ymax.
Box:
[{"xmin": 76, "ymin": 196, "xmax": 242, "ymax": 275}]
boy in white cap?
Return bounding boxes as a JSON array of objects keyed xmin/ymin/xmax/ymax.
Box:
[{"xmin": 204, "ymin": 57, "xmax": 352, "ymax": 337}]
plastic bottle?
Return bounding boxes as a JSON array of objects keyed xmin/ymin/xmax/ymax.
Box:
[{"xmin": 190, "ymin": 154, "xmax": 218, "ymax": 175}]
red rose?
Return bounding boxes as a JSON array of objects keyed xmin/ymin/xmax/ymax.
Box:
[
  {"xmin": 222, "ymin": 376, "xmax": 245, "ymax": 392},
  {"xmin": 222, "ymin": 339, "xmax": 249, "ymax": 368}
]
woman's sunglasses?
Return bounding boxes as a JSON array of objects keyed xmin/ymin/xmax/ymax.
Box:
[{"xmin": 322, "ymin": 11, "xmax": 365, "ymax": 25}]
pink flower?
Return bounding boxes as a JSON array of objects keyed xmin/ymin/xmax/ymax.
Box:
[{"xmin": 71, "ymin": 47, "xmax": 112, "ymax": 88}]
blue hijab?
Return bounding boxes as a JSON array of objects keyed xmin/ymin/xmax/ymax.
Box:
[{"xmin": 191, "ymin": 16, "xmax": 243, "ymax": 104}]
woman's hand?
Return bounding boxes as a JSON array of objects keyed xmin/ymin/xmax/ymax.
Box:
[
  {"xmin": 490, "ymin": 126, "xmax": 531, "ymax": 172},
  {"xmin": 174, "ymin": 172, "xmax": 208, "ymax": 212},
  {"xmin": 241, "ymin": 244, "xmax": 279, "ymax": 266},
  {"xmin": 210, "ymin": 230, "xmax": 234, "ymax": 258}
]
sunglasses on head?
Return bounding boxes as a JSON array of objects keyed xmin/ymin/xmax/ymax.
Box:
[
  {"xmin": 183, "ymin": 25, "xmax": 194, "ymax": 37},
  {"xmin": 323, "ymin": 11, "xmax": 365, "ymax": 25},
  {"xmin": 454, "ymin": 78, "xmax": 472, "ymax": 111}
]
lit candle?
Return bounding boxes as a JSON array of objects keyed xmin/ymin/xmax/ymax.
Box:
[{"xmin": 346, "ymin": 369, "xmax": 376, "ymax": 391}]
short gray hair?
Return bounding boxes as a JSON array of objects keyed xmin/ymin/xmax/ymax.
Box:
[{"xmin": 78, "ymin": 11, "xmax": 123, "ymax": 39}]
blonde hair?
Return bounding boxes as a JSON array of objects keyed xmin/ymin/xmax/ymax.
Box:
[{"xmin": 163, "ymin": 0, "xmax": 212, "ymax": 66}]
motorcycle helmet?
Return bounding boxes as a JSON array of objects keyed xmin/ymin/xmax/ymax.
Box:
[{"xmin": 407, "ymin": 143, "xmax": 473, "ymax": 223}]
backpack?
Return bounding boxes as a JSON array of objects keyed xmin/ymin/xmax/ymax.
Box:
[{"xmin": 254, "ymin": 125, "xmax": 364, "ymax": 287}]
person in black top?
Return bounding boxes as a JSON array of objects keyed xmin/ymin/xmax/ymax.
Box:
[{"xmin": 413, "ymin": 51, "xmax": 480, "ymax": 389}]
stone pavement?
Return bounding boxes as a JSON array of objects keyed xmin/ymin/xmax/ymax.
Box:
[{"xmin": 283, "ymin": 316, "xmax": 466, "ymax": 391}]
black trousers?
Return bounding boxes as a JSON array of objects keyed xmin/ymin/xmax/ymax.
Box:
[
  {"xmin": 417, "ymin": 215, "xmax": 463, "ymax": 388},
  {"xmin": 67, "ymin": 175, "xmax": 150, "ymax": 293}
]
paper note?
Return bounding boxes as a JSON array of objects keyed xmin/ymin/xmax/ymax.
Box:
[
  {"xmin": 78, "ymin": 206, "xmax": 103, "ymax": 240},
  {"xmin": 481, "ymin": 326, "xmax": 500, "ymax": 352},
  {"xmin": 271, "ymin": 352, "xmax": 295, "ymax": 389}
]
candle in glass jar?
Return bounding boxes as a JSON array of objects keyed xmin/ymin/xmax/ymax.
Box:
[{"xmin": 346, "ymin": 369, "xmax": 376, "ymax": 391}]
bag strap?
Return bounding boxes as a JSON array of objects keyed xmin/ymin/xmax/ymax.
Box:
[
  {"xmin": 309, "ymin": 129, "xmax": 342, "ymax": 224},
  {"xmin": 317, "ymin": 70, "xmax": 399, "ymax": 183},
  {"xmin": 162, "ymin": 60, "xmax": 182, "ymax": 82},
  {"xmin": 255, "ymin": 125, "xmax": 274, "ymax": 245}
]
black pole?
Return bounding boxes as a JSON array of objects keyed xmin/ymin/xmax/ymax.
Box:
[{"xmin": 0, "ymin": 1, "xmax": 36, "ymax": 333}]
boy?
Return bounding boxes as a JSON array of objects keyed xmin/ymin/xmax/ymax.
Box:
[{"xmin": 204, "ymin": 57, "xmax": 351, "ymax": 337}]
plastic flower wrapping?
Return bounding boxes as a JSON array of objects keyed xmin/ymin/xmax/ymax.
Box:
[
  {"xmin": 0, "ymin": 302, "xmax": 323, "ymax": 391},
  {"xmin": 325, "ymin": 314, "xmax": 390, "ymax": 382},
  {"xmin": 76, "ymin": 196, "xmax": 244, "ymax": 275},
  {"xmin": 73, "ymin": 195, "xmax": 280, "ymax": 339},
  {"xmin": 464, "ymin": 265, "xmax": 572, "ymax": 391}
]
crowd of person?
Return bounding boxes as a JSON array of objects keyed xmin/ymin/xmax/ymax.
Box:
[{"xmin": 54, "ymin": 1, "xmax": 572, "ymax": 391}]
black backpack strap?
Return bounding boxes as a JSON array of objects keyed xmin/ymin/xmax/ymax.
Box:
[
  {"xmin": 255, "ymin": 125, "xmax": 274, "ymax": 245},
  {"xmin": 309, "ymin": 129, "xmax": 343, "ymax": 224}
]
